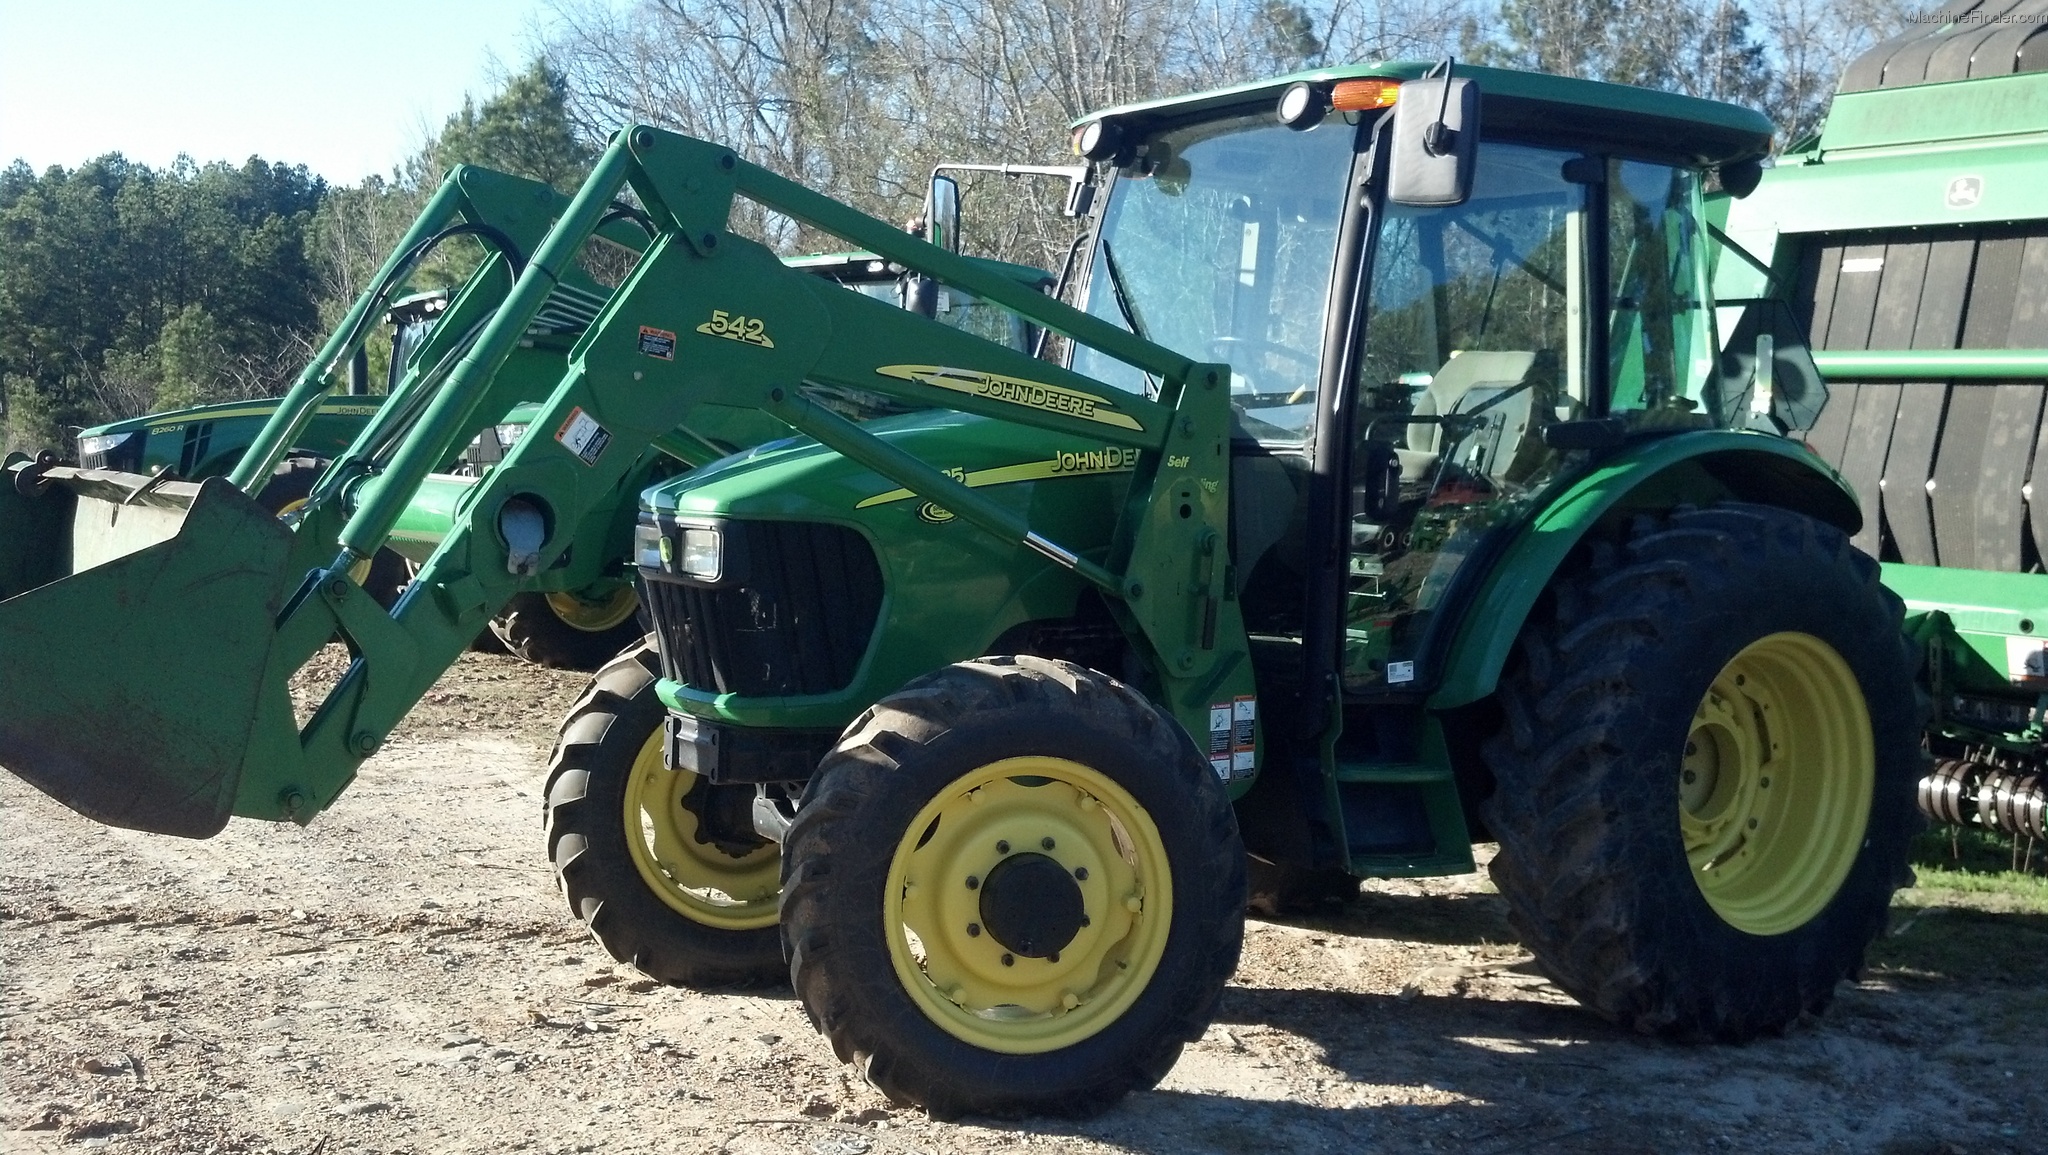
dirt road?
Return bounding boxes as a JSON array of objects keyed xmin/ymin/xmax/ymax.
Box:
[{"xmin": 3, "ymin": 651, "xmax": 2042, "ymax": 1154}]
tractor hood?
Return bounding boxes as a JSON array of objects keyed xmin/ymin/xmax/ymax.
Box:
[
  {"xmin": 641, "ymin": 407, "xmax": 1140, "ymax": 528},
  {"xmin": 77, "ymin": 395, "xmax": 388, "ymax": 443},
  {"xmin": 636, "ymin": 406, "xmax": 1147, "ymax": 731}
]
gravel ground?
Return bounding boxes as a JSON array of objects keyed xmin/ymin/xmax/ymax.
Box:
[{"xmin": 3, "ymin": 650, "xmax": 2042, "ymax": 1154}]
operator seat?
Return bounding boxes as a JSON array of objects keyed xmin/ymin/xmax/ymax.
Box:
[{"xmin": 1397, "ymin": 350, "xmax": 1540, "ymax": 484}]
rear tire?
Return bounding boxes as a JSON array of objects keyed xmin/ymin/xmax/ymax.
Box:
[
  {"xmin": 544, "ymin": 639, "xmax": 785, "ymax": 987},
  {"xmin": 492, "ymin": 585, "xmax": 644, "ymax": 671},
  {"xmin": 1483, "ymin": 504, "xmax": 1921, "ymax": 1040},
  {"xmin": 782, "ymin": 655, "xmax": 1244, "ymax": 1119}
]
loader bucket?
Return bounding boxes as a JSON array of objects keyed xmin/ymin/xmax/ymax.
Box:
[{"xmin": 0, "ymin": 460, "xmax": 299, "ymax": 837}]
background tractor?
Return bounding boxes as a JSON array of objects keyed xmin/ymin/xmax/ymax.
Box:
[
  {"xmin": 1713, "ymin": 0, "xmax": 2048, "ymax": 854},
  {"xmin": 0, "ymin": 61, "xmax": 1920, "ymax": 1119}
]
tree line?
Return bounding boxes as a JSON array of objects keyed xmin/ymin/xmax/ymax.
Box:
[{"xmin": 2, "ymin": 0, "xmax": 1919, "ymax": 452}]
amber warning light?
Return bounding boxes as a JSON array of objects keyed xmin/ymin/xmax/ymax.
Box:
[{"xmin": 1332, "ymin": 79, "xmax": 1402, "ymax": 111}]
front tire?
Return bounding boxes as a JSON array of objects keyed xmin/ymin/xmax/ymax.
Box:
[
  {"xmin": 1483, "ymin": 504, "xmax": 1921, "ymax": 1040},
  {"xmin": 544, "ymin": 640, "xmax": 785, "ymax": 986},
  {"xmin": 782, "ymin": 656, "xmax": 1244, "ymax": 1118}
]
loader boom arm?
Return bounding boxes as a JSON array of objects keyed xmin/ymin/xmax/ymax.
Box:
[{"xmin": 0, "ymin": 126, "xmax": 1251, "ymax": 836}]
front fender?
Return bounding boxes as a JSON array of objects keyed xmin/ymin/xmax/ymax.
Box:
[{"xmin": 1430, "ymin": 431, "xmax": 1859, "ymax": 708}]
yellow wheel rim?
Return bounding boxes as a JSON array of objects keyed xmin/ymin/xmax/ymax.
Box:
[
  {"xmin": 622, "ymin": 730, "xmax": 780, "ymax": 930},
  {"xmin": 1681, "ymin": 631, "xmax": 1873, "ymax": 936},
  {"xmin": 883, "ymin": 756, "xmax": 1173, "ymax": 1055},
  {"xmin": 276, "ymin": 498, "xmax": 371, "ymax": 585},
  {"xmin": 546, "ymin": 585, "xmax": 640, "ymax": 633}
]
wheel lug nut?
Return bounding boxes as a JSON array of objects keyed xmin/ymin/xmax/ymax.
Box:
[
  {"xmin": 1001, "ymin": 953, "xmax": 1015, "ymax": 966},
  {"xmin": 1080, "ymin": 915, "xmax": 1090, "ymax": 927},
  {"xmin": 966, "ymin": 923, "xmax": 981, "ymax": 937},
  {"xmin": 1041, "ymin": 837, "xmax": 1055, "ymax": 850},
  {"xmin": 1685, "ymin": 742, "xmax": 1698, "ymax": 756},
  {"xmin": 1074, "ymin": 867, "xmax": 1088, "ymax": 880},
  {"xmin": 1748, "ymin": 818, "xmax": 1759, "ymax": 829},
  {"xmin": 1683, "ymin": 771, "xmax": 1697, "ymax": 785},
  {"xmin": 1759, "ymin": 777, "xmax": 1770, "ymax": 788},
  {"xmin": 1048, "ymin": 951, "xmax": 1060, "ymax": 963},
  {"xmin": 965, "ymin": 875, "xmax": 979, "ymax": 889},
  {"xmin": 996, "ymin": 840, "xmax": 1010, "ymax": 854}
]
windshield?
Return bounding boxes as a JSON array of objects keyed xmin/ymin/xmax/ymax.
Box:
[
  {"xmin": 1073, "ymin": 113, "xmax": 1356, "ymax": 443},
  {"xmin": 846, "ymin": 278, "xmax": 1031, "ymax": 351},
  {"xmin": 1608, "ymin": 160, "xmax": 1715, "ymax": 415}
]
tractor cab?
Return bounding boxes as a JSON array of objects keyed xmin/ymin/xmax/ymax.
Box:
[{"xmin": 1068, "ymin": 65, "xmax": 1757, "ymax": 709}]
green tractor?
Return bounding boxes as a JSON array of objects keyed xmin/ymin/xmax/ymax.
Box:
[
  {"xmin": 0, "ymin": 60, "xmax": 1921, "ymax": 1119},
  {"xmin": 1713, "ymin": 2, "xmax": 2048, "ymax": 847}
]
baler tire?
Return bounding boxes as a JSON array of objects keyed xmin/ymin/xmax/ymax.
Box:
[
  {"xmin": 1482, "ymin": 503, "xmax": 1922, "ymax": 1041},
  {"xmin": 781, "ymin": 655, "xmax": 1245, "ymax": 1119},
  {"xmin": 544, "ymin": 639, "xmax": 785, "ymax": 988},
  {"xmin": 492, "ymin": 589, "xmax": 644, "ymax": 671}
]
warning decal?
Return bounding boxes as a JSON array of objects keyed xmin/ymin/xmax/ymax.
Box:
[
  {"xmin": 555, "ymin": 406, "xmax": 612, "ymax": 467},
  {"xmin": 1231, "ymin": 696, "xmax": 1256, "ymax": 778},
  {"xmin": 1207, "ymin": 703, "xmax": 1232, "ymax": 782},
  {"xmin": 638, "ymin": 326, "xmax": 677, "ymax": 360}
]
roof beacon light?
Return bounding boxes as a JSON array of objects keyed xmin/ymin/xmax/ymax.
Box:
[
  {"xmin": 1331, "ymin": 79, "xmax": 1401, "ymax": 112},
  {"xmin": 1276, "ymin": 82, "xmax": 1331, "ymax": 130}
]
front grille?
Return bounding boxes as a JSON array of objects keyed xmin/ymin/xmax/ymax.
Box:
[{"xmin": 644, "ymin": 521, "xmax": 884, "ymax": 697}]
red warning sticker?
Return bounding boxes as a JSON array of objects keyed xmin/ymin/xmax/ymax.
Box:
[{"xmin": 638, "ymin": 325, "xmax": 677, "ymax": 360}]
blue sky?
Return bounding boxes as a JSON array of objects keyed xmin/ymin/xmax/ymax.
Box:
[{"xmin": 1, "ymin": 0, "xmax": 551, "ymax": 185}]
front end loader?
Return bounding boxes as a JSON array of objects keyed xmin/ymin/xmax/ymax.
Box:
[{"xmin": 1, "ymin": 61, "xmax": 1923, "ymax": 1120}]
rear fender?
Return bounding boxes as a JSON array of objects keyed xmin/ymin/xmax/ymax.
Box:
[{"xmin": 1429, "ymin": 431, "xmax": 1859, "ymax": 709}]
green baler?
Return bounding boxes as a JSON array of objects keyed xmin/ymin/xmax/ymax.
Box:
[
  {"xmin": 1713, "ymin": 0, "xmax": 2048, "ymax": 844},
  {"xmin": 0, "ymin": 62, "xmax": 1924, "ymax": 1118}
]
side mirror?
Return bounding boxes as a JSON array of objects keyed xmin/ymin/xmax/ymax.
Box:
[
  {"xmin": 899, "ymin": 274, "xmax": 938, "ymax": 320},
  {"xmin": 1388, "ymin": 77, "xmax": 1479, "ymax": 207},
  {"xmin": 347, "ymin": 347, "xmax": 370, "ymax": 397},
  {"xmin": 926, "ymin": 173, "xmax": 962, "ymax": 254},
  {"xmin": 1356, "ymin": 440, "xmax": 1403, "ymax": 522}
]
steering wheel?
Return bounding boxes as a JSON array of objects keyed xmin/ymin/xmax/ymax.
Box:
[{"xmin": 1210, "ymin": 337, "xmax": 1319, "ymax": 406}]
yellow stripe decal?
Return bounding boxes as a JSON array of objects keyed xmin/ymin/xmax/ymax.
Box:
[
  {"xmin": 876, "ymin": 364, "xmax": 1143, "ymax": 431},
  {"xmin": 855, "ymin": 448, "xmax": 1139, "ymax": 509},
  {"xmin": 144, "ymin": 402, "xmax": 381, "ymax": 434}
]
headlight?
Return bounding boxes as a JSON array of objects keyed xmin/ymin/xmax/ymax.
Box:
[
  {"xmin": 496, "ymin": 423, "xmax": 527, "ymax": 450},
  {"xmin": 634, "ymin": 524, "xmax": 668, "ymax": 570},
  {"xmin": 78, "ymin": 431, "xmax": 135, "ymax": 459},
  {"xmin": 679, "ymin": 528, "xmax": 721, "ymax": 580}
]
